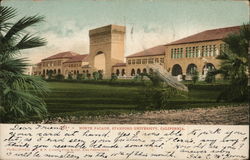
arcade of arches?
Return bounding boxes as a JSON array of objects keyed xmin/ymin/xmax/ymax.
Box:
[{"xmin": 170, "ymin": 63, "xmax": 216, "ymax": 76}]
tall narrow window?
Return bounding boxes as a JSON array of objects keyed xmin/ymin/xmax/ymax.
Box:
[
  {"xmin": 195, "ymin": 46, "xmax": 199, "ymax": 57},
  {"xmin": 128, "ymin": 60, "xmax": 131, "ymax": 64},
  {"xmin": 155, "ymin": 58, "xmax": 159, "ymax": 63},
  {"xmin": 171, "ymin": 49, "xmax": 174, "ymax": 58},
  {"xmin": 180, "ymin": 48, "xmax": 183, "ymax": 58},
  {"xmin": 136, "ymin": 59, "xmax": 141, "ymax": 64},
  {"xmin": 132, "ymin": 59, "xmax": 136, "ymax": 64},
  {"xmin": 160, "ymin": 58, "xmax": 164, "ymax": 63}
]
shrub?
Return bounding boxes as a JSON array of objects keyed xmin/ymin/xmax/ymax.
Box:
[
  {"xmin": 111, "ymin": 73, "xmax": 118, "ymax": 81},
  {"xmin": 205, "ymin": 71, "xmax": 215, "ymax": 83},
  {"xmin": 68, "ymin": 73, "xmax": 73, "ymax": 80},
  {"xmin": 55, "ymin": 74, "xmax": 64, "ymax": 80},
  {"xmin": 76, "ymin": 74, "xmax": 82, "ymax": 80},
  {"xmin": 87, "ymin": 73, "xmax": 91, "ymax": 79},
  {"xmin": 191, "ymin": 70, "xmax": 199, "ymax": 84},
  {"xmin": 93, "ymin": 72, "xmax": 99, "ymax": 80},
  {"xmin": 137, "ymin": 84, "xmax": 178, "ymax": 109},
  {"xmin": 146, "ymin": 72, "xmax": 162, "ymax": 86},
  {"xmin": 98, "ymin": 70, "xmax": 103, "ymax": 80},
  {"xmin": 47, "ymin": 70, "xmax": 53, "ymax": 80}
]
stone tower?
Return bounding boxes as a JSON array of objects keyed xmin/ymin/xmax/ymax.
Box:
[{"xmin": 88, "ymin": 24, "xmax": 126, "ymax": 78}]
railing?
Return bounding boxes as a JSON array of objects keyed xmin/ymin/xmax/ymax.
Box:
[{"xmin": 146, "ymin": 64, "xmax": 188, "ymax": 92}]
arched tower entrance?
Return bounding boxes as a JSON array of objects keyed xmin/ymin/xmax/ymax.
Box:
[
  {"xmin": 94, "ymin": 51, "xmax": 106, "ymax": 73},
  {"xmin": 88, "ymin": 25, "xmax": 126, "ymax": 79}
]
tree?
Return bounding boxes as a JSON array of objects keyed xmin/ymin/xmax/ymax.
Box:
[
  {"xmin": 191, "ymin": 70, "xmax": 199, "ymax": 84},
  {"xmin": 212, "ymin": 24, "xmax": 249, "ymax": 101},
  {"xmin": 0, "ymin": 5, "xmax": 49, "ymax": 122}
]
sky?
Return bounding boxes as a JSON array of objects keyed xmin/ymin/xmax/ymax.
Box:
[{"xmin": 2, "ymin": 0, "xmax": 250, "ymax": 64}]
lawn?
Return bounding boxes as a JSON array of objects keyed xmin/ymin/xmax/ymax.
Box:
[{"xmin": 44, "ymin": 81, "xmax": 229, "ymax": 118}]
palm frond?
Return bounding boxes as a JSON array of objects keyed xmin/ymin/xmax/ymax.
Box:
[
  {"xmin": 0, "ymin": 6, "xmax": 16, "ymax": 23},
  {"xmin": 0, "ymin": 5, "xmax": 48, "ymax": 122},
  {"xmin": 0, "ymin": 56, "xmax": 29, "ymax": 73},
  {"xmin": 15, "ymin": 34, "xmax": 47, "ymax": 50},
  {"xmin": 3, "ymin": 15, "xmax": 45, "ymax": 42}
]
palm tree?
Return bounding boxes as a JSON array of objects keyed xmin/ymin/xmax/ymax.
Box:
[
  {"xmin": 0, "ymin": 5, "xmax": 49, "ymax": 122},
  {"xmin": 210, "ymin": 24, "xmax": 249, "ymax": 102}
]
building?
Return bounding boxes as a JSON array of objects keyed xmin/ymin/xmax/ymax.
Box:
[
  {"xmin": 32, "ymin": 25, "xmax": 241, "ymax": 80},
  {"xmin": 39, "ymin": 51, "xmax": 80, "ymax": 77},
  {"xmin": 164, "ymin": 26, "xmax": 240, "ymax": 80},
  {"xmin": 63, "ymin": 54, "xmax": 89, "ymax": 79},
  {"xmin": 113, "ymin": 45, "xmax": 165, "ymax": 77}
]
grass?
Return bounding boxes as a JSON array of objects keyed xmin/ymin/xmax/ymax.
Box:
[
  {"xmin": 44, "ymin": 81, "xmax": 243, "ymax": 119},
  {"xmin": 45, "ymin": 82, "xmax": 140, "ymax": 117}
]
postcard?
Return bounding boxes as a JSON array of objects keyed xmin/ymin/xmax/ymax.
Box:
[{"xmin": 0, "ymin": 0, "xmax": 249, "ymax": 159}]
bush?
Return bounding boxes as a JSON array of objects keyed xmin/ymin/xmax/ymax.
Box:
[
  {"xmin": 76, "ymin": 74, "xmax": 82, "ymax": 80},
  {"xmin": 205, "ymin": 71, "xmax": 215, "ymax": 83},
  {"xmin": 47, "ymin": 70, "xmax": 53, "ymax": 80},
  {"xmin": 111, "ymin": 73, "xmax": 118, "ymax": 81},
  {"xmin": 93, "ymin": 72, "xmax": 99, "ymax": 80},
  {"xmin": 98, "ymin": 70, "xmax": 103, "ymax": 80},
  {"xmin": 146, "ymin": 72, "xmax": 162, "ymax": 86},
  {"xmin": 137, "ymin": 84, "xmax": 178, "ymax": 109},
  {"xmin": 55, "ymin": 74, "xmax": 64, "ymax": 80},
  {"xmin": 68, "ymin": 73, "xmax": 73, "ymax": 80},
  {"xmin": 87, "ymin": 73, "xmax": 91, "ymax": 79},
  {"xmin": 191, "ymin": 70, "xmax": 199, "ymax": 84}
]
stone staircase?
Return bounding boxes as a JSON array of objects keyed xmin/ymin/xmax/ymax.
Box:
[{"xmin": 147, "ymin": 64, "xmax": 188, "ymax": 92}]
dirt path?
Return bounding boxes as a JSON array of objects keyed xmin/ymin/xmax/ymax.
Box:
[{"xmin": 77, "ymin": 105, "xmax": 249, "ymax": 125}]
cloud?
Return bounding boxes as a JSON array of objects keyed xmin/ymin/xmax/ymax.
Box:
[
  {"xmin": 21, "ymin": 21, "xmax": 90, "ymax": 64},
  {"xmin": 21, "ymin": 21, "xmax": 204, "ymax": 64}
]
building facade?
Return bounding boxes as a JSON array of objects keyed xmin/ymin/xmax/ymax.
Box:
[
  {"xmin": 165, "ymin": 26, "xmax": 239, "ymax": 80},
  {"xmin": 32, "ymin": 25, "xmax": 240, "ymax": 80}
]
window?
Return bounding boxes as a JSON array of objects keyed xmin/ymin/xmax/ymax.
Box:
[
  {"xmin": 128, "ymin": 60, "xmax": 131, "ymax": 64},
  {"xmin": 205, "ymin": 46, "xmax": 208, "ymax": 57},
  {"xmin": 142, "ymin": 59, "xmax": 147, "ymax": 64},
  {"xmin": 132, "ymin": 59, "xmax": 136, "ymax": 64},
  {"xmin": 220, "ymin": 43, "xmax": 229, "ymax": 54},
  {"xmin": 180, "ymin": 48, "xmax": 183, "ymax": 58},
  {"xmin": 209, "ymin": 45, "xmax": 212, "ymax": 56},
  {"xmin": 148, "ymin": 58, "xmax": 154, "ymax": 64},
  {"xmin": 212, "ymin": 45, "xmax": 216, "ymax": 56},
  {"xmin": 155, "ymin": 58, "xmax": 159, "ymax": 63},
  {"xmin": 136, "ymin": 59, "xmax": 141, "ymax": 64},
  {"xmin": 160, "ymin": 58, "xmax": 164, "ymax": 63},
  {"xmin": 201, "ymin": 46, "xmax": 205, "ymax": 57},
  {"xmin": 186, "ymin": 47, "xmax": 192, "ymax": 58},
  {"xmin": 192, "ymin": 47, "xmax": 196, "ymax": 57},
  {"xmin": 195, "ymin": 46, "xmax": 199, "ymax": 57},
  {"xmin": 171, "ymin": 49, "xmax": 174, "ymax": 58}
]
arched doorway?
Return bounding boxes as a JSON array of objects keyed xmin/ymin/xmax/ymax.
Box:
[
  {"xmin": 58, "ymin": 69, "xmax": 61, "ymax": 74},
  {"xmin": 171, "ymin": 64, "xmax": 182, "ymax": 76},
  {"xmin": 131, "ymin": 69, "xmax": 135, "ymax": 76},
  {"xmin": 121, "ymin": 69, "xmax": 125, "ymax": 76},
  {"xmin": 143, "ymin": 68, "xmax": 147, "ymax": 74},
  {"xmin": 116, "ymin": 69, "xmax": 120, "ymax": 76},
  {"xmin": 186, "ymin": 63, "xmax": 197, "ymax": 75},
  {"xmin": 94, "ymin": 51, "xmax": 105, "ymax": 73},
  {"xmin": 137, "ymin": 68, "xmax": 141, "ymax": 75},
  {"xmin": 202, "ymin": 63, "xmax": 215, "ymax": 75}
]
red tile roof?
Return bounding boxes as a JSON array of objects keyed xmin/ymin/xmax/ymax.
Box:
[
  {"xmin": 113, "ymin": 63, "xmax": 126, "ymax": 67},
  {"xmin": 165, "ymin": 26, "xmax": 241, "ymax": 46},
  {"xmin": 42, "ymin": 51, "xmax": 80, "ymax": 61},
  {"xmin": 127, "ymin": 45, "xmax": 165, "ymax": 58},
  {"xmin": 64, "ymin": 54, "xmax": 89, "ymax": 63}
]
